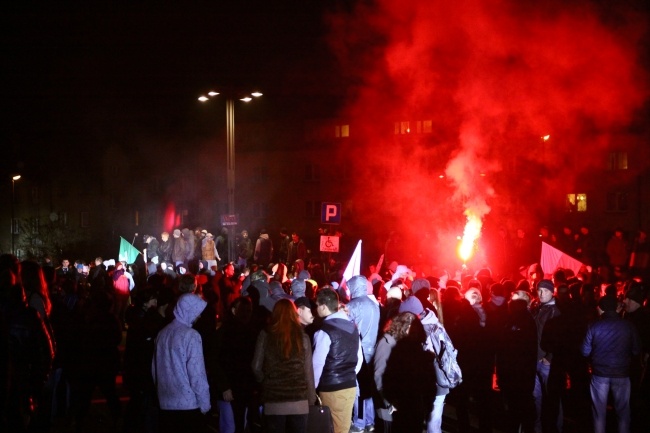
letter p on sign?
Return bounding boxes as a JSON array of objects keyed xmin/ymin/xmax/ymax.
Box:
[{"xmin": 321, "ymin": 202, "xmax": 342, "ymax": 224}]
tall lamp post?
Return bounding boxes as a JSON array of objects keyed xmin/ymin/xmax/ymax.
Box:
[
  {"xmin": 11, "ymin": 174, "xmax": 21, "ymax": 256},
  {"xmin": 199, "ymin": 90, "xmax": 262, "ymax": 262}
]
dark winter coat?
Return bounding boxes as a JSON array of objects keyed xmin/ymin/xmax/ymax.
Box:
[{"xmin": 581, "ymin": 311, "xmax": 641, "ymax": 377}]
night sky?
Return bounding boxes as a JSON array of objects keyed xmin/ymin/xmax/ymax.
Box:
[
  {"xmin": 1, "ymin": 2, "xmax": 340, "ymax": 178},
  {"xmin": 2, "ymin": 1, "xmax": 650, "ymax": 261}
]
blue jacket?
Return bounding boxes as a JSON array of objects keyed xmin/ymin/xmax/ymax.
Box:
[
  {"xmin": 581, "ymin": 311, "xmax": 641, "ymax": 378},
  {"xmin": 153, "ymin": 293, "xmax": 210, "ymax": 413},
  {"xmin": 347, "ymin": 275, "xmax": 380, "ymax": 363}
]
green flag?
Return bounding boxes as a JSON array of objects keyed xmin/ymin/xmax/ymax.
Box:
[{"xmin": 118, "ymin": 237, "xmax": 141, "ymax": 263}]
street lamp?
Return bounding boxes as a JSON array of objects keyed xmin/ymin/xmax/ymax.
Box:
[
  {"xmin": 11, "ymin": 174, "xmax": 21, "ymax": 256},
  {"xmin": 199, "ymin": 90, "xmax": 262, "ymax": 262}
]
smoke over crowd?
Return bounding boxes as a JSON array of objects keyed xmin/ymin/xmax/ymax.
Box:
[{"xmin": 325, "ymin": 0, "xmax": 650, "ymax": 268}]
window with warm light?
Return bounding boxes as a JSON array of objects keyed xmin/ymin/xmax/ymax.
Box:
[
  {"xmin": 335, "ymin": 124, "xmax": 349, "ymax": 138},
  {"xmin": 416, "ymin": 120, "xmax": 433, "ymax": 134},
  {"xmin": 566, "ymin": 194, "xmax": 587, "ymax": 212},
  {"xmin": 607, "ymin": 152, "xmax": 628, "ymax": 170},
  {"xmin": 394, "ymin": 121, "xmax": 411, "ymax": 134}
]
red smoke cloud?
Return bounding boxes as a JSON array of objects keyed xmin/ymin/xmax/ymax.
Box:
[{"xmin": 326, "ymin": 0, "xmax": 649, "ymax": 270}]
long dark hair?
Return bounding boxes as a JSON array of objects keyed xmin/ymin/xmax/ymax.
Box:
[{"xmin": 269, "ymin": 298, "xmax": 304, "ymax": 359}]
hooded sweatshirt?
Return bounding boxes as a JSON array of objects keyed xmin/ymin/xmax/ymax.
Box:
[
  {"xmin": 347, "ymin": 275, "xmax": 380, "ymax": 363},
  {"xmin": 153, "ymin": 293, "xmax": 210, "ymax": 413}
]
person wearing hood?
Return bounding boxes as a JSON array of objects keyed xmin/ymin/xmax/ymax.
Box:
[
  {"xmin": 290, "ymin": 277, "xmax": 306, "ymax": 300},
  {"xmin": 398, "ymin": 295, "xmax": 452, "ymax": 433},
  {"xmin": 347, "ymin": 275, "xmax": 380, "ymax": 432},
  {"xmin": 496, "ymin": 296, "xmax": 537, "ymax": 433},
  {"xmin": 412, "ymin": 278, "xmax": 437, "ymax": 316},
  {"xmin": 254, "ymin": 229, "xmax": 274, "ymax": 268},
  {"xmin": 269, "ymin": 281, "xmax": 291, "ymax": 303},
  {"xmin": 152, "ymin": 293, "xmax": 210, "ymax": 432}
]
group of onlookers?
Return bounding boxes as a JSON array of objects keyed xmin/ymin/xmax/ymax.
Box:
[{"xmin": 1, "ymin": 220, "xmax": 649, "ymax": 433}]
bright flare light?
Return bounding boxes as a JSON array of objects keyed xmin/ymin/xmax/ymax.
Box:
[{"xmin": 458, "ymin": 210, "xmax": 482, "ymax": 262}]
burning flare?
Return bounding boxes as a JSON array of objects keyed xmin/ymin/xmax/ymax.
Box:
[{"xmin": 458, "ymin": 210, "xmax": 482, "ymax": 263}]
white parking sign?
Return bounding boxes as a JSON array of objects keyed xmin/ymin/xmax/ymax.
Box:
[{"xmin": 319, "ymin": 235, "xmax": 340, "ymax": 253}]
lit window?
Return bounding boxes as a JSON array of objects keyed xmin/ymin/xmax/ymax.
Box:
[
  {"xmin": 135, "ymin": 210, "xmax": 140, "ymax": 226},
  {"xmin": 566, "ymin": 194, "xmax": 587, "ymax": 212},
  {"xmin": 608, "ymin": 152, "xmax": 628, "ymax": 170},
  {"xmin": 415, "ymin": 120, "xmax": 433, "ymax": 133},
  {"xmin": 394, "ymin": 121, "xmax": 411, "ymax": 134},
  {"xmin": 335, "ymin": 125, "xmax": 350, "ymax": 138}
]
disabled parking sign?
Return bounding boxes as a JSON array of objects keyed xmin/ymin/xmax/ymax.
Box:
[{"xmin": 320, "ymin": 236, "xmax": 340, "ymax": 253}]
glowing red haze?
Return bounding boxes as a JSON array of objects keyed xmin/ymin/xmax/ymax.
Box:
[{"xmin": 325, "ymin": 0, "xmax": 649, "ymax": 271}]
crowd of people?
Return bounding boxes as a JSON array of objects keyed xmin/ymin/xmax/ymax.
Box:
[{"xmin": 0, "ymin": 222, "xmax": 649, "ymax": 433}]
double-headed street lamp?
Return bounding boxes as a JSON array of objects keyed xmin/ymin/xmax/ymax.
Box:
[
  {"xmin": 11, "ymin": 174, "xmax": 21, "ymax": 256},
  {"xmin": 199, "ymin": 90, "xmax": 262, "ymax": 262}
]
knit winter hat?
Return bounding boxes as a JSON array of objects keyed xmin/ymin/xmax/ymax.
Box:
[
  {"xmin": 411, "ymin": 278, "xmax": 431, "ymax": 295},
  {"xmin": 399, "ymin": 296, "xmax": 424, "ymax": 316},
  {"xmin": 537, "ymin": 279, "xmax": 554, "ymax": 293}
]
